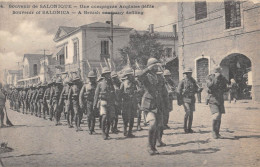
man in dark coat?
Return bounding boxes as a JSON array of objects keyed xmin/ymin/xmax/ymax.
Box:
[{"xmin": 207, "ymin": 67, "xmax": 229, "ymax": 139}]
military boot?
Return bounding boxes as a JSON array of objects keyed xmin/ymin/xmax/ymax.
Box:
[
  {"xmin": 188, "ymin": 115, "xmax": 194, "ymax": 133},
  {"xmin": 156, "ymin": 127, "xmax": 166, "ymax": 147},
  {"xmin": 216, "ymin": 120, "xmax": 222, "ymax": 138},
  {"xmin": 184, "ymin": 116, "xmax": 188, "ymax": 133},
  {"xmin": 212, "ymin": 120, "xmax": 218, "ymax": 139}
]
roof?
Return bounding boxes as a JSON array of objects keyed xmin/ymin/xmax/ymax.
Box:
[
  {"xmin": 23, "ymin": 54, "xmax": 51, "ymax": 62},
  {"xmin": 54, "ymin": 22, "xmax": 133, "ymax": 42},
  {"xmin": 132, "ymin": 30, "xmax": 175, "ymax": 38}
]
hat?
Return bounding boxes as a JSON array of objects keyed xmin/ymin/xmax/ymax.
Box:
[
  {"xmin": 183, "ymin": 67, "xmax": 193, "ymax": 74},
  {"xmin": 135, "ymin": 70, "xmax": 143, "ymax": 77},
  {"xmin": 56, "ymin": 77, "xmax": 63, "ymax": 84},
  {"xmin": 147, "ymin": 58, "xmax": 159, "ymax": 67},
  {"xmin": 163, "ymin": 69, "xmax": 171, "ymax": 76},
  {"xmin": 124, "ymin": 68, "xmax": 133, "ymax": 76},
  {"xmin": 101, "ymin": 67, "xmax": 111, "ymax": 75},
  {"xmin": 111, "ymin": 71, "xmax": 118, "ymax": 78},
  {"xmin": 88, "ymin": 71, "xmax": 96, "ymax": 78}
]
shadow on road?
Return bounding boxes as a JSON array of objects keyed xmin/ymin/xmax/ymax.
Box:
[
  {"xmin": 167, "ymin": 138, "xmax": 210, "ymax": 147},
  {"xmin": 1, "ymin": 152, "xmax": 52, "ymax": 159},
  {"xmin": 219, "ymin": 135, "xmax": 260, "ymax": 140},
  {"xmin": 160, "ymin": 147, "xmax": 220, "ymax": 155}
]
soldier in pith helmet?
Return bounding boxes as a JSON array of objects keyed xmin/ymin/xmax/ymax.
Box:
[
  {"xmin": 110, "ymin": 71, "xmax": 121, "ymax": 133},
  {"xmin": 177, "ymin": 67, "xmax": 199, "ymax": 133},
  {"xmin": 43, "ymin": 80, "xmax": 54, "ymax": 121},
  {"xmin": 36, "ymin": 81, "xmax": 47, "ymax": 119},
  {"xmin": 79, "ymin": 71, "xmax": 97, "ymax": 134},
  {"xmin": 138, "ymin": 57, "xmax": 168, "ymax": 155},
  {"xmin": 93, "ymin": 67, "xmax": 116, "ymax": 140}
]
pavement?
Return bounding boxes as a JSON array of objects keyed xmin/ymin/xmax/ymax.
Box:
[{"xmin": 0, "ymin": 100, "xmax": 260, "ymax": 167}]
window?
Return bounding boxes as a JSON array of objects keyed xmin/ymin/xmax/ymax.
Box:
[
  {"xmin": 165, "ymin": 48, "xmax": 173, "ymax": 58},
  {"xmin": 101, "ymin": 41, "xmax": 109, "ymax": 60},
  {"xmin": 73, "ymin": 41, "xmax": 78, "ymax": 64},
  {"xmin": 33, "ymin": 64, "xmax": 37, "ymax": 76},
  {"xmin": 196, "ymin": 58, "xmax": 209, "ymax": 87},
  {"xmin": 65, "ymin": 46, "xmax": 68, "ymax": 59},
  {"xmin": 195, "ymin": 1, "xmax": 207, "ymax": 20},
  {"xmin": 225, "ymin": 0, "xmax": 241, "ymax": 29}
]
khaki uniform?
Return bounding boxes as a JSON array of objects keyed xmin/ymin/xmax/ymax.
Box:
[
  {"xmin": 59, "ymin": 85, "xmax": 71, "ymax": 126},
  {"xmin": 43, "ymin": 87, "xmax": 52, "ymax": 120},
  {"xmin": 68, "ymin": 84, "xmax": 81, "ymax": 130},
  {"xmin": 36, "ymin": 87, "xmax": 46, "ymax": 118}
]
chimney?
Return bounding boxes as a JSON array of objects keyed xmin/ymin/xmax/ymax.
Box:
[
  {"xmin": 172, "ymin": 24, "xmax": 177, "ymax": 38},
  {"xmin": 106, "ymin": 21, "xmax": 111, "ymax": 24},
  {"xmin": 149, "ymin": 24, "xmax": 154, "ymax": 33}
]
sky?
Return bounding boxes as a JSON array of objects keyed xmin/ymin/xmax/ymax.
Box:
[{"xmin": 0, "ymin": 1, "xmax": 178, "ymax": 81}]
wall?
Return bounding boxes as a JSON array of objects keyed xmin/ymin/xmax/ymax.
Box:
[{"xmin": 178, "ymin": 0, "xmax": 260, "ymax": 101}]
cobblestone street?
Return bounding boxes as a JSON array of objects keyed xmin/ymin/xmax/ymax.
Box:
[{"xmin": 1, "ymin": 100, "xmax": 260, "ymax": 167}]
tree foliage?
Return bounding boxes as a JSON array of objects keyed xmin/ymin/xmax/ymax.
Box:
[{"xmin": 118, "ymin": 31, "xmax": 165, "ymax": 69}]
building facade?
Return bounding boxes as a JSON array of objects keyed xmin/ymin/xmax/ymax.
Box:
[
  {"xmin": 178, "ymin": 0, "xmax": 260, "ymax": 101},
  {"xmin": 6, "ymin": 70, "xmax": 23, "ymax": 87}
]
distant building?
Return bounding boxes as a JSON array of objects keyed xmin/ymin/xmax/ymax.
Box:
[
  {"xmin": 177, "ymin": 0, "xmax": 260, "ymax": 101},
  {"xmin": 18, "ymin": 54, "xmax": 55, "ymax": 85},
  {"xmin": 6, "ymin": 70, "xmax": 23, "ymax": 87}
]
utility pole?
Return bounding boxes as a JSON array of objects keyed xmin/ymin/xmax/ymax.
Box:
[
  {"xmin": 110, "ymin": 13, "xmax": 114, "ymax": 71},
  {"xmin": 40, "ymin": 49, "xmax": 49, "ymax": 82}
]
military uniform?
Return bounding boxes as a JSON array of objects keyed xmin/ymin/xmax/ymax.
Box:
[
  {"xmin": 68, "ymin": 76, "xmax": 81, "ymax": 131},
  {"xmin": 59, "ymin": 78, "xmax": 72, "ymax": 127},
  {"xmin": 207, "ymin": 67, "xmax": 228, "ymax": 139},
  {"xmin": 36, "ymin": 82, "xmax": 46, "ymax": 119},
  {"xmin": 50, "ymin": 78, "xmax": 63, "ymax": 125},
  {"xmin": 135, "ymin": 71, "xmax": 145, "ymax": 130},
  {"xmin": 79, "ymin": 71, "xmax": 97, "ymax": 134},
  {"xmin": 139, "ymin": 58, "xmax": 169, "ymax": 155},
  {"xmin": 120, "ymin": 68, "xmax": 137, "ymax": 137},
  {"xmin": 177, "ymin": 67, "xmax": 198, "ymax": 133},
  {"xmin": 43, "ymin": 81, "xmax": 53, "ymax": 121},
  {"xmin": 31, "ymin": 85, "xmax": 38, "ymax": 116},
  {"xmin": 12, "ymin": 88, "xmax": 19, "ymax": 112},
  {"xmin": 110, "ymin": 71, "xmax": 121, "ymax": 133},
  {"xmin": 21, "ymin": 87, "xmax": 27, "ymax": 114},
  {"xmin": 93, "ymin": 67, "xmax": 116, "ymax": 140}
]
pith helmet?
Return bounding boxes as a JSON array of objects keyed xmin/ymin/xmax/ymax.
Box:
[
  {"xmin": 101, "ymin": 67, "xmax": 111, "ymax": 75},
  {"xmin": 111, "ymin": 71, "xmax": 118, "ymax": 78},
  {"xmin": 124, "ymin": 68, "xmax": 133, "ymax": 76},
  {"xmin": 56, "ymin": 77, "xmax": 63, "ymax": 84},
  {"xmin": 147, "ymin": 58, "xmax": 159, "ymax": 67},
  {"xmin": 88, "ymin": 71, "xmax": 96, "ymax": 78},
  {"xmin": 135, "ymin": 70, "xmax": 143, "ymax": 77},
  {"xmin": 163, "ymin": 69, "xmax": 171, "ymax": 76},
  {"xmin": 183, "ymin": 67, "xmax": 193, "ymax": 74}
]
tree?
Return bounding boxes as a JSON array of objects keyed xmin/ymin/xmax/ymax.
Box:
[{"xmin": 118, "ymin": 31, "xmax": 165, "ymax": 70}]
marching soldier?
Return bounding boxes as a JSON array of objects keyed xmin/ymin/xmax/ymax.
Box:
[
  {"xmin": 139, "ymin": 58, "xmax": 169, "ymax": 155},
  {"xmin": 177, "ymin": 67, "xmax": 199, "ymax": 133},
  {"xmin": 68, "ymin": 74, "xmax": 82, "ymax": 131},
  {"xmin": 21, "ymin": 86, "xmax": 28, "ymax": 114},
  {"xmin": 135, "ymin": 69, "xmax": 145, "ymax": 131},
  {"xmin": 25, "ymin": 85, "xmax": 32, "ymax": 113},
  {"xmin": 29, "ymin": 84, "xmax": 35, "ymax": 115},
  {"xmin": 59, "ymin": 77, "xmax": 72, "ymax": 128},
  {"xmin": 36, "ymin": 82, "xmax": 47, "ymax": 119},
  {"xmin": 163, "ymin": 69, "xmax": 175, "ymax": 129},
  {"xmin": 206, "ymin": 67, "xmax": 229, "ymax": 139},
  {"xmin": 31, "ymin": 84, "xmax": 39, "ymax": 116},
  {"xmin": 51, "ymin": 77, "xmax": 63, "ymax": 126},
  {"xmin": 12, "ymin": 87, "xmax": 19, "ymax": 112},
  {"xmin": 110, "ymin": 71, "xmax": 121, "ymax": 133},
  {"xmin": 43, "ymin": 81, "xmax": 54, "ymax": 121},
  {"xmin": 79, "ymin": 71, "xmax": 97, "ymax": 134},
  {"xmin": 8, "ymin": 87, "xmax": 14, "ymax": 110},
  {"xmin": 120, "ymin": 68, "xmax": 137, "ymax": 137},
  {"xmin": 93, "ymin": 67, "xmax": 116, "ymax": 140}
]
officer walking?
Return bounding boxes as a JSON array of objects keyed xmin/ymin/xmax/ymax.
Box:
[
  {"xmin": 177, "ymin": 67, "xmax": 199, "ymax": 133},
  {"xmin": 93, "ymin": 67, "xmax": 116, "ymax": 140},
  {"xmin": 79, "ymin": 71, "xmax": 97, "ymax": 134},
  {"xmin": 139, "ymin": 58, "xmax": 168, "ymax": 155},
  {"xmin": 120, "ymin": 68, "xmax": 137, "ymax": 137},
  {"xmin": 206, "ymin": 67, "xmax": 229, "ymax": 139}
]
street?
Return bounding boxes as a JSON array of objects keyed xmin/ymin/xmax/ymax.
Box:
[{"xmin": 1, "ymin": 100, "xmax": 260, "ymax": 167}]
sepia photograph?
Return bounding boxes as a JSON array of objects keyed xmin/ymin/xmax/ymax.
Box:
[{"xmin": 0, "ymin": 0, "xmax": 260, "ymax": 166}]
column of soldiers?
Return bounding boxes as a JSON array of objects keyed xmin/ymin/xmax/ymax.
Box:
[{"xmin": 5, "ymin": 57, "xmax": 229, "ymax": 155}]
